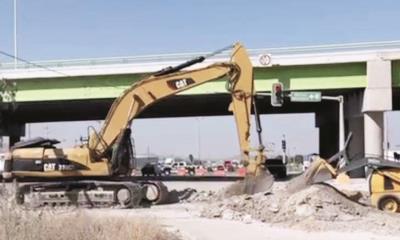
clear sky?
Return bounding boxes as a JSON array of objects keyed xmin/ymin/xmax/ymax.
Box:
[
  {"xmin": 2, "ymin": 0, "xmax": 400, "ymax": 59},
  {"xmin": 0, "ymin": 1, "xmax": 399, "ymax": 159}
]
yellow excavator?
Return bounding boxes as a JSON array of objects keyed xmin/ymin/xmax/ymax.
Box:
[{"xmin": 2, "ymin": 43, "xmax": 274, "ymax": 208}]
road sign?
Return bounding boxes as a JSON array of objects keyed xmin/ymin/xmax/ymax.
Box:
[
  {"xmin": 258, "ymin": 54, "xmax": 272, "ymax": 66},
  {"xmin": 290, "ymin": 91, "xmax": 321, "ymax": 102}
]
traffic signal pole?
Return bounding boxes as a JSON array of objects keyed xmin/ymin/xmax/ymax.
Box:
[
  {"xmin": 257, "ymin": 91, "xmax": 345, "ymax": 154},
  {"xmin": 258, "ymin": 85, "xmax": 345, "ymax": 159}
]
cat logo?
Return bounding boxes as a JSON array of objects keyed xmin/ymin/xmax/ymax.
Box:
[{"xmin": 167, "ymin": 78, "xmax": 195, "ymax": 90}]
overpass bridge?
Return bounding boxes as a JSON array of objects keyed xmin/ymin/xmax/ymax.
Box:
[{"xmin": 0, "ymin": 41, "xmax": 399, "ymax": 166}]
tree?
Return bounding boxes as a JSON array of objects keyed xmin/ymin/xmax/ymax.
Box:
[{"xmin": 0, "ymin": 78, "xmax": 16, "ymax": 104}]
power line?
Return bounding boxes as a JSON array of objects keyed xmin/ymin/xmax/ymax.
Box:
[{"xmin": 0, "ymin": 50, "xmax": 69, "ymax": 77}]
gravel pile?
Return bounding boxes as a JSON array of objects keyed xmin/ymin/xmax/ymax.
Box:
[{"xmin": 200, "ymin": 182, "xmax": 400, "ymax": 235}]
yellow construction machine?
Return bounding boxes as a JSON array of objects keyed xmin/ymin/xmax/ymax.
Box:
[
  {"xmin": 369, "ymin": 167, "xmax": 400, "ymax": 212},
  {"xmin": 296, "ymin": 134, "xmax": 400, "ymax": 213},
  {"xmin": 3, "ymin": 43, "xmax": 273, "ymax": 207}
]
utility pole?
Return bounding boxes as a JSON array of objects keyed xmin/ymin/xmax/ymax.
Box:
[{"xmin": 13, "ymin": 0, "xmax": 18, "ymax": 69}]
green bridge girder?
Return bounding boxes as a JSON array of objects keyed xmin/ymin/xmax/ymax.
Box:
[{"xmin": 10, "ymin": 60, "xmax": 400, "ymax": 102}]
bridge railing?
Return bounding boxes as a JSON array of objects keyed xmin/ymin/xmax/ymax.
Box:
[{"xmin": 2, "ymin": 40, "xmax": 400, "ymax": 70}]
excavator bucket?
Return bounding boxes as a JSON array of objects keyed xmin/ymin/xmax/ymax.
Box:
[
  {"xmin": 241, "ymin": 155, "xmax": 274, "ymax": 195},
  {"xmin": 243, "ymin": 170, "xmax": 274, "ymax": 194},
  {"xmin": 287, "ymin": 157, "xmax": 338, "ymax": 193},
  {"xmin": 287, "ymin": 134, "xmax": 354, "ymax": 193}
]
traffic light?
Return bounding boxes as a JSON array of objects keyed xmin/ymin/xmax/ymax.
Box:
[
  {"xmin": 281, "ymin": 140, "xmax": 286, "ymax": 151},
  {"xmin": 271, "ymin": 82, "xmax": 284, "ymax": 107}
]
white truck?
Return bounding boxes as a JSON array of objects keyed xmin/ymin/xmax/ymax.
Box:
[{"xmin": 162, "ymin": 159, "xmax": 196, "ymax": 176}]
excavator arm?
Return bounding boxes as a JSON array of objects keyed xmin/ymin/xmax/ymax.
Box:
[
  {"xmin": 87, "ymin": 43, "xmax": 274, "ymax": 193},
  {"xmin": 88, "ymin": 43, "xmax": 254, "ymax": 167}
]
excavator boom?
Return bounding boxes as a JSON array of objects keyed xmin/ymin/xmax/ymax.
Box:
[
  {"xmin": 87, "ymin": 42, "xmax": 273, "ymax": 194},
  {"xmin": 89, "ymin": 43, "xmax": 254, "ymax": 164}
]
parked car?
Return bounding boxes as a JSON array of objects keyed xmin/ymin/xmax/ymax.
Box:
[
  {"xmin": 223, "ymin": 160, "xmax": 235, "ymax": 172},
  {"xmin": 216, "ymin": 165, "xmax": 225, "ymax": 171},
  {"xmin": 214, "ymin": 165, "xmax": 226, "ymax": 176},
  {"xmin": 141, "ymin": 163, "xmax": 162, "ymax": 176}
]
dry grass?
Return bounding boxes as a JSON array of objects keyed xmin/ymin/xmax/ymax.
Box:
[{"xmin": 0, "ymin": 186, "xmax": 181, "ymax": 240}]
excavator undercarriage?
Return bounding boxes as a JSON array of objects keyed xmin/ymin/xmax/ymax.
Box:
[{"xmin": 17, "ymin": 181, "xmax": 145, "ymax": 208}]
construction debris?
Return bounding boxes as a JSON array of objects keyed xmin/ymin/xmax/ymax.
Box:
[{"xmin": 200, "ymin": 182, "xmax": 400, "ymax": 235}]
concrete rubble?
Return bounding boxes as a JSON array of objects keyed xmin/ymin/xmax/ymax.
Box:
[{"xmin": 192, "ymin": 182, "xmax": 400, "ymax": 235}]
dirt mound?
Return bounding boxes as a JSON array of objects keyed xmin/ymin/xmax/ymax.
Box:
[
  {"xmin": 201, "ymin": 183, "xmax": 400, "ymax": 234},
  {"xmin": 275, "ymin": 184, "xmax": 368, "ymax": 222},
  {"xmin": 182, "ymin": 180, "xmax": 258, "ymax": 202}
]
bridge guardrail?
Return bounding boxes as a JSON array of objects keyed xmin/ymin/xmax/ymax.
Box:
[{"xmin": 2, "ymin": 40, "xmax": 400, "ymax": 70}]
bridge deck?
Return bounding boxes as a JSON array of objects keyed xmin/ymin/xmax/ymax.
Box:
[{"xmin": 1, "ymin": 41, "xmax": 400, "ymax": 103}]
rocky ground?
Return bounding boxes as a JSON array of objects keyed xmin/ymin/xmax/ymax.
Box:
[{"xmin": 190, "ymin": 180, "xmax": 400, "ymax": 236}]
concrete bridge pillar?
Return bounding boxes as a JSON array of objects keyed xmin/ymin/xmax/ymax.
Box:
[
  {"xmin": 341, "ymin": 60, "xmax": 392, "ymax": 176},
  {"xmin": 364, "ymin": 112, "xmax": 384, "ymax": 157},
  {"xmin": 0, "ymin": 121, "xmax": 25, "ymax": 148},
  {"xmin": 362, "ymin": 59, "xmax": 392, "ymax": 158},
  {"xmin": 344, "ymin": 91, "xmax": 365, "ymax": 177},
  {"xmin": 344, "ymin": 91, "xmax": 364, "ymax": 159},
  {"xmin": 9, "ymin": 135, "xmax": 21, "ymax": 147},
  {"xmin": 315, "ymin": 102, "xmax": 339, "ymax": 159}
]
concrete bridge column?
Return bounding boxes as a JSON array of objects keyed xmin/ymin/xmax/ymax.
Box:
[
  {"xmin": 9, "ymin": 135, "xmax": 21, "ymax": 147},
  {"xmin": 364, "ymin": 112, "xmax": 384, "ymax": 157},
  {"xmin": 362, "ymin": 59, "xmax": 392, "ymax": 158},
  {"xmin": 344, "ymin": 91, "xmax": 365, "ymax": 177},
  {"xmin": 0, "ymin": 122, "xmax": 25, "ymax": 148},
  {"xmin": 344, "ymin": 91, "xmax": 364, "ymax": 159},
  {"xmin": 315, "ymin": 102, "xmax": 339, "ymax": 159},
  {"xmin": 7, "ymin": 123, "xmax": 24, "ymax": 147}
]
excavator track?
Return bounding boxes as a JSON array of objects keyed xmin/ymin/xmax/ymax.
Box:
[{"xmin": 15, "ymin": 181, "xmax": 150, "ymax": 208}]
